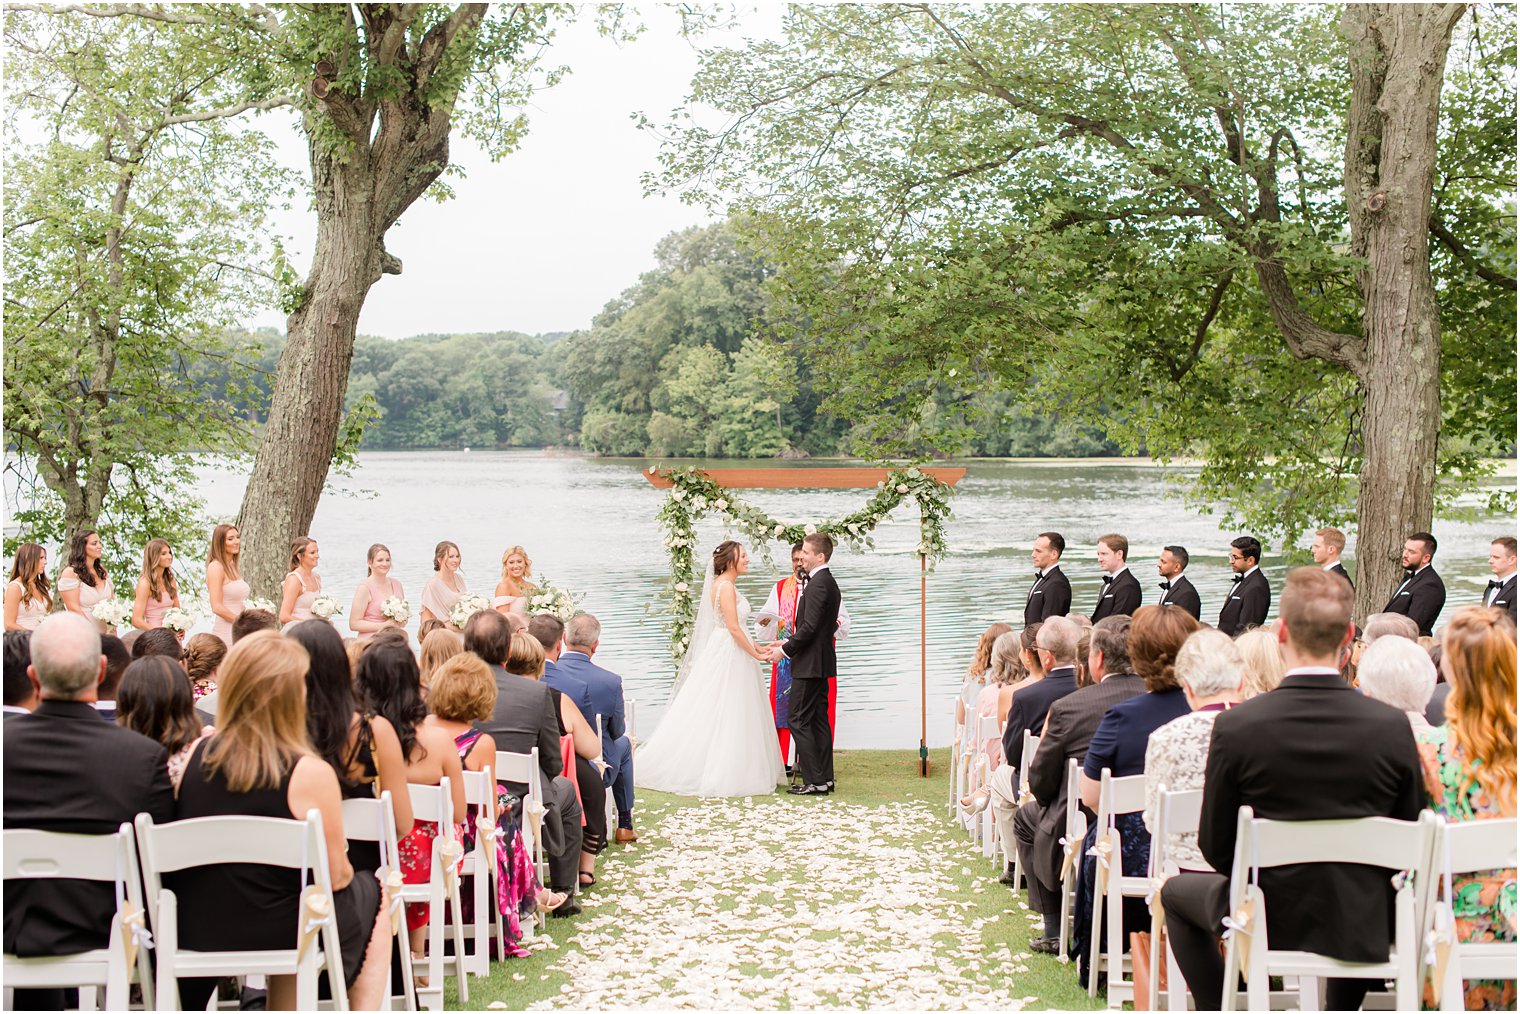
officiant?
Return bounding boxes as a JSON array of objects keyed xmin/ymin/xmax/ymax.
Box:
[{"xmin": 755, "ymin": 542, "xmax": 851, "ymax": 769}]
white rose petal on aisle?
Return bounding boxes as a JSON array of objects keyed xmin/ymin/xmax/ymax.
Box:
[
  {"xmin": 379, "ymin": 596, "xmax": 410, "ymax": 624},
  {"xmin": 90, "ymin": 596, "xmax": 133, "ymax": 629},
  {"xmin": 448, "ymin": 593, "xmax": 492, "ymax": 628},
  {"xmin": 309, "ymin": 595, "xmax": 342, "ymax": 621}
]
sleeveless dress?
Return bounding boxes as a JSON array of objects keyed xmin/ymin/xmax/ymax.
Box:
[
  {"xmin": 635, "ymin": 585, "xmax": 786, "ymax": 797},
  {"xmin": 211, "ymin": 575, "xmax": 250, "ymax": 645},
  {"xmin": 58, "ymin": 573, "xmax": 113, "ymax": 631},
  {"xmin": 7, "ymin": 582, "xmax": 47, "ymax": 631},
  {"xmin": 284, "ymin": 570, "xmax": 319, "ymax": 630},
  {"xmin": 141, "ymin": 588, "xmax": 172, "ymax": 629},
  {"xmin": 421, "ymin": 574, "xmax": 467, "ymax": 627},
  {"xmin": 455, "ymin": 727, "xmax": 539, "ymax": 957},
  {"xmin": 357, "ymin": 578, "xmax": 401, "ymax": 641}
]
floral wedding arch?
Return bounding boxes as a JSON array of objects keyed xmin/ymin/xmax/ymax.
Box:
[{"xmin": 644, "ymin": 464, "xmax": 965, "ymax": 774}]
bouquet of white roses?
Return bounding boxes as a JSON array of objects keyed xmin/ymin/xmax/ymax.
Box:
[
  {"xmin": 380, "ymin": 596, "xmax": 411, "ymax": 624},
  {"xmin": 90, "ymin": 596, "xmax": 133, "ymax": 629},
  {"xmin": 247, "ymin": 597, "xmax": 278, "ymax": 613},
  {"xmin": 449, "ymin": 594, "xmax": 492, "ymax": 627},
  {"xmin": 161, "ymin": 607, "xmax": 194, "ymax": 633},
  {"xmin": 528, "ymin": 577, "xmax": 581, "ymax": 623},
  {"xmin": 310, "ymin": 595, "xmax": 342, "ymax": 621}
]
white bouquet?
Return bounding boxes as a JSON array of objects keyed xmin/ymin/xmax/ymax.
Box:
[
  {"xmin": 90, "ymin": 596, "xmax": 133, "ymax": 629},
  {"xmin": 161, "ymin": 607, "xmax": 194, "ymax": 633},
  {"xmin": 449, "ymin": 594, "xmax": 492, "ymax": 627},
  {"xmin": 247, "ymin": 597, "xmax": 278, "ymax": 613},
  {"xmin": 310, "ymin": 595, "xmax": 342, "ymax": 620},
  {"xmin": 527, "ymin": 577, "xmax": 581, "ymax": 623},
  {"xmin": 380, "ymin": 596, "xmax": 411, "ymax": 624}
]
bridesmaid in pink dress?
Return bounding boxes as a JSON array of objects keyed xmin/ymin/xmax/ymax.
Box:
[
  {"xmin": 279, "ymin": 536, "xmax": 322, "ymax": 628},
  {"xmin": 206, "ymin": 524, "xmax": 250, "ymax": 646},
  {"xmin": 4, "ymin": 544, "xmax": 52, "ymax": 632},
  {"xmin": 132, "ymin": 538, "xmax": 180, "ymax": 630},
  {"xmin": 57, "ymin": 531, "xmax": 114, "ymax": 632},
  {"xmin": 420, "ymin": 540, "xmax": 467, "ymax": 630},
  {"xmin": 350, "ymin": 543, "xmax": 406, "ymax": 641}
]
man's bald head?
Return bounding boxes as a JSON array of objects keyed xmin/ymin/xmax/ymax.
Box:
[
  {"xmin": 1034, "ymin": 614, "xmax": 1080, "ymax": 667},
  {"xmin": 29, "ymin": 611, "xmax": 104, "ymax": 700}
]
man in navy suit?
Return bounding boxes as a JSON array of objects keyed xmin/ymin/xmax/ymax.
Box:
[
  {"xmin": 555, "ymin": 612, "xmax": 638, "ymax": 843},
  {"xmin": 528, "ymin": 613, "xmax": 595, "ymax": 718},
  {"xmin": 1485, "ymin": 536, "xmax": 1517, "ymax": 622},
  {"xmin": 1218, "ymin": 535, "xmax": 1271, "ymax": 635},
  {"xmin": 1381, "ymin": 531, "xmax": 1447, "ymax": 637},
  {"xmin": 1090, "ymin": 533, "xmax": 1142, "ymax": 621}
]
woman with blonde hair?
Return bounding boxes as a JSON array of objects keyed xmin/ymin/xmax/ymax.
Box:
[
  {"xmin": 5, "ymin": 543, "xmax": 52, "ymax": 631},
  {"xmin": 170, "ymin": 632, "xmax": 390, "ymax": 1010},
  {"xmin": 278, "ymin": 536, "xmax": 322, "ymax": 628},
  {"xmin": 976, "ymin": 630, "xmax": 1028, "ymax": 765},
  {"xmin": 1235, "ymin": 626, "xmax": 1286, "ymax": 698},
  {"xmin": 131, "ymin": 539, "xmax": 179, "ymax": 631},
  {"xmin": 205, "ymin": 524, "xmax": 248, "ymax": 646},
  {"xmin": 1415, "ymin": 606, "xmax": 1517, "ymax": 1010},
  {"xmin": 419, "ymin": 627, "xmax": 464, "ymax": 689},
  {"xmin": 957, "ymin": 621, "xmax": 1013, "ymax": 726},
  {"xmin": 492, "ymin": 545, "xmax": 539, "ymax": 617}
]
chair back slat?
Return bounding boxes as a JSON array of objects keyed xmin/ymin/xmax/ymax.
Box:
[
  {"xmin": 135, "ymin": 814, "xmax": 314, "ymax": 873},
  {"xmin": 1160, "ymin": 787, "xmax": 1204, "ymax": 835},
  {"xmin": 1019, "ymin": 732, "xmax": 1040, "ymax": 774},
  {"xmin": 3, "ymin": 827, "xmax": 128, "ymax": 881},
  {"xmin": 1445, "ymin": 818, "xmax": 1518, "ymax": 874},
  {"xmin": 1107, "ymin": 773, "xmax": 1148, "ymax": 817},
  {"xmin": 407, "ymin": 777, "xmax": 454, "ymax": 826},
  {"xmin": 462, "ymin": 766, "xmax": 494, "ymax": 808},
  {"xmin": 1248, "ymin": 814, "xmax": 1430, "ymax": 870},
  {"xmin": 493, "ymin": 750, "xmax": 536, "ymax": 786}
]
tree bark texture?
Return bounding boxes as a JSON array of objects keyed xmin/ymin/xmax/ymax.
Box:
[{"xmin": 1340, "ymin": 3, "xmax": 1464, "ymax": 620}]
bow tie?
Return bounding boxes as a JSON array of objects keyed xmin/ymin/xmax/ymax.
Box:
[
  {"xmin": 1232, "ymin": 574, "xmax": 1244, "ymax": 584},
  {"xmin": 1032, "ymin": 571, "xmax": 1043, "ymax": 580},
  {"xmin": 1488, "ymin": 579, "xmax": 1504, "ymax": 591},
  {"xmin": 1405, "ymin": 567, "xmax": 1418, "ymax": 577},
  {"xmin": 1159, "ymin": 581, "xmax": 1171, "ymax": 590},
  {"xmin": 1102, "ymin": 574, "xmax": 1115, "ymax": 584},
  {"xmin": 798, "ymin": 573, "xmax": 810, "ymax": 586}
]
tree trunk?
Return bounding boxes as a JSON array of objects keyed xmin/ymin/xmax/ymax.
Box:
[{"xmin": 1341, "ymin": 3, "xmax": 1463, "ymax": 621}]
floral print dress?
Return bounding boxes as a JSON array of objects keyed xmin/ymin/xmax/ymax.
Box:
[
  {"xmin": 454, "ymin": 728, "xmax": 541, "ymax": 958},
  {"xmin": 1416, "ymin": 725, "xmax": 1517, "ymax": 1011}
]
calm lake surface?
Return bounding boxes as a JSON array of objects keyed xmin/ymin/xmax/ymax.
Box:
[{"xmin": 176, "ymin": 452, "xmax": 1513, "ymax": 749}]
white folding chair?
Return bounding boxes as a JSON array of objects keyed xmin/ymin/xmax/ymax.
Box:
[
  {"xmin": 2, "ymin": 823, "xmax": 153, "ymax": 1012},
  {"xmin": 451, "ymin": 766, "xmax": 502, "ymax": 977},
  {"xmin": 1006, "ymin": 731, "xmax": 1041, "ymax": 881},
  {"xmin": 949, "ymin": 715, "xmax": 967, "ymax": 819},
  {"xmin": 1429, "ymin": 817, "xmax": 1518, "ymax": 1011},
  {"xmin": 341, "ymin": 791, "xmax": 417, "ymax": 1011},
  {"xmin": 1086, "ymin": 768, "xmax": 1150, "ymax": 1004},
  {"xmin": 401, "ymin": 779, "xmax": 469, "ymax": 1010},
  {"xmin": 1058, "ymin": 758, "xmax": 1089, "ymax": 958},
  {"xmin": 595, "ymin": 713, "xmax": 618, "ymax": 835},
  {"xmin": 1146, "ymin": 786, "xmax": 1203, "ymax": 1012},
  {"xmin": 494, "ymin": 749, "xmax": 548, "ymax": 936},
  {"xmin": 135, "ymin": 809, "xmax": 349, "ymax": 1012},
  {"xmin": 1220, "ymin": 806, "xmax": 1437, "ymax": 1012}
]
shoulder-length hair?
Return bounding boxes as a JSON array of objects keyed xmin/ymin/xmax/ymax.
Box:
[
  {"xmin": 116, "ymin": 656, "xmax": 203, "ymax": 756},
  {"xmin": 206, "ymin": 524, "xmax": 240, "ymax": 580},
  {"xmin": 200, "ymin": 632, "xmax": 312, "ymax": 792},
  {"xmin": 139, "ymin": 539, "xmax": 177, "ymax": 601},
  {"xmin": 1129, "ymin": 605, "xmax": 1201, "ymax": 692},
  {"xmin": 967, "ymin": 622, "xmax": 1013, "ymax": 680},
  {"xmin": 499, "ymin": 545, "xmax": 533, "ymax": 582}
]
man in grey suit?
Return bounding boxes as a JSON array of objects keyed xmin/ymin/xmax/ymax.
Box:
[
  {"xmin": 465, "ymin": 610, "xmax": 584, "ymax": 916},
  {"xmin": 1012, "ymin": 614, "xmax": 1145, "ymax": 953}
]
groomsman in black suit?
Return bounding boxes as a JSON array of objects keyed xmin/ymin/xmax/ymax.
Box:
[
  {"xmin": 1311, "ymin": 526, "xmax": 1354, "ymax": 591},
  {"xmin": 1218, "ymin": 535, "xmax": 1271, "ymax": 635},
  {"xmin": 1485, "ymin": 536, "xmax": 1517, "ymax": 621},
  {"xmin": 777, "ymin": 533, "xmax": 842, "ymax": 796},
  {"xmin": 1024, "ymin": 532, "xmax": 1073, "ymax": 625},
  {"xmin": 1381, "ymin": 531, "xmax": 1447, "ymax": 637},
  {"xmin": 1155, "ymin": 545, "xmax": 1202, "ymax": 619},
  {"xmin": 1090, "ymin": 533, "xmax": 1141, "ymax": 621}
]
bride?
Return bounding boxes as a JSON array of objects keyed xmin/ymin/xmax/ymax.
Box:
[{"xmin": 635, "ymin": 540, "xmax": 786, "ymax": 797}]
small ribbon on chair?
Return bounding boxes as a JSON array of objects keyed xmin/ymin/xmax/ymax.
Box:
[
  {"xmin": 438, "ymin": 837, "xmax": 466, "ymax": 898},
  {"xmin": 296, "ymin": 886, "xmax": 333, "ymax": 963},
  {"xmin": 1016, "ymin": 788, "xmax": 1034, "ymax": 807},
  {"xmin": 383, "ymin": 868, "xmax": 405, "ymax": 936},
  {"xmin": 118, "ymin": 899, "xmax": 152, "ymax": 974},
  {"xmin": 1146, "ymin": 871, "xmax": 1173, "ymax": 924},
  {"xmin": 476, "ymin": 814, "xmax": 502, "ymax": 870},
  {"xmin": 1058, "ymin": 835, "xmax": 1079, "ymax": 884},
  {"xmin": 1220, "ymin": 894, "xmax": 1256, "ymax": 979},
  {"xmin": 1088, "ymin": 837, "xmax": 1113, "ymax": 898},
  {"xmin": 1425, "ymin": 907, "xmax": 1455, "ymax": 1006}
]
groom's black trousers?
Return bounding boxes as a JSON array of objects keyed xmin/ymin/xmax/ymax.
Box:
[{"xmin": 790, "ymin": 676, "xmax": 834, "ymax": 785}]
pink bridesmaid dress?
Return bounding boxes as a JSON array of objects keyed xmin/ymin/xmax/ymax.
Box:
[
  {"xmin": 211, "ymin": 576, "xmax": 250, "ymax": 646},
  {"xmin": 358, "ymin": 578, "xmax": 401, "ymax": 641},
  {"xmin": 287, "ymin": 571, "xmax": 319, "ymax": 626},
  {"xmin": 143, "ymin": 590, "xmax": 172, "ymax": 629}
]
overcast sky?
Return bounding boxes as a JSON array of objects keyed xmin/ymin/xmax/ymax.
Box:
[{"xmin": 246, "ymin": 7, "xmax": 780, "ymax": 340}]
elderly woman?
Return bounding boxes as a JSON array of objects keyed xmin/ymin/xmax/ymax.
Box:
[
  {"xmin": 1357, "ymin": 636, "xmax": 1438, "ymax": 734},
  {"xmin": 1234, "ymin": 627, "xmax": 1286, "ymax": 698},
  {"xmin": 1142, "ymin": 629, "xmax": 1244, "ymax": 873}
]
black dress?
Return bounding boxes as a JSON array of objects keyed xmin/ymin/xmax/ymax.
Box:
[
  {"xmin": 338, "ymin": 717, "xmax": 383, "ymax": 875},
  {"xmin": 171, "ymin": 739, "xmax": 381, "ymax": 1008},
  {"xmin": 548, "ymin": 686, "xmax": 607, "ymax": 856}
]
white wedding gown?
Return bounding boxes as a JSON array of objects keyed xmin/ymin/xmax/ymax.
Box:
[{"xmin": 635, "ymin": 584, "xmax": 786, "ymax": 797}]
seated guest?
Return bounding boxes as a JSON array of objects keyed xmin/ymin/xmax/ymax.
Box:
[
  {"xmin": 171, "ymin": 632, "xmax": 390, "ymax": 1011},
  {"xmin": 232, "ymin": 607, "xmax": 280, "ymax": 642},
  {"xmin": 465, "ymin": 609, "xmax": 584, "ymax": 916},
  {"xmin": 1349, "ymin": 611, "xmax": 1421, "ymax": 688},
  {"xmin": 418, "ymin": 617, "xmax": 446, "ymax": 643},
  {"xmin": 556, "ymin": 611, "xmax": 639, "ymax": 843},
  {"xmin": 116, "ymin": 656, "xmax": 214, "ymax": 791},
  {"xmin": 131, "ymin": 626, "xmax": 183, "ymax": 661},
  {"xmin": 1234, "ymin": 627, "xmax": 1286, "ymax": 698},
  {"xmin": 1009, "ymin": 614, "xmax": 1144, "ymax": 947},
  {"xmin": 182, "ymin": 632, "xmax": 225, "ymax": 702},
  {"xmin": 507, "ymin": 631, "xmax": 608, "ymax": 890},
  {"xmin": 3, "ymin": 629, "xmax": 37, "ymax": 717},
  {"xmin": 1358, "ymin": 636, "xmax": 1438, "ymax": 734},
  {"xmin": 1071, "ymin": 619, "xmax": 1093, "ymax": 687},
  {"xmin": 92, "ymin": 634, "xmax": 131, "ymax": 722},
  {"xmin": 528, "ymin": 612, "xmax": 595, "ymax": 718},
  {"xmin": 1000, "ymin": 616, "xmax": 1082, "ymax": 780},
  {"xmin": 1415, "ymin": 606, "xmax": 1517, "ymax": 1011},
  {"xmin": 3, "ymin": 613, "xmax": 173, "ymax": 1010},
  {"xmin": 958, "ymin": 622, "xmax": 1013, "ymax": 727},
  {"xmin": 1160, "ymin": 567, "xmax": 1424, "ymax": 1011},
  {"xmin": 356, "ymin": 640, "xmax": 466, "ymax": 959},
  {"xmin": 419, "ymin": 627, "xmax": 465, "ymax": 691},
  {"xmin": 977, "ymin": 631, "xmax": 1029, "ymax": 751},
  {"xmin": 1142, "ymin": 629, "xmax": 1244, "ymax": 873},
  {"xmin": 1074, "ymin": 605, "xmax": 1199, "ymax": 976}
]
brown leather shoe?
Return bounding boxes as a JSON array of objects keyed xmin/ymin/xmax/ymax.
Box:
[{"xmin": 615, "ymin": 827, "xmax": 638, "ymax": 844}]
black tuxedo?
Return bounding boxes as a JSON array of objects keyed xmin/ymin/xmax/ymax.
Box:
[
  {"xmin": 3, "ymin": 700, "xmax": 173, "ymax": 958},
  {"xmin": 1218, "ymin": 568, "xmax": 1270, "ymax": 635},
  {"xmin": 1090, "ymin": 568, "xmax": 1141, "ymax": 622},
  {"xmin": 1485, "ymin": 575, "xmax": 1517, "ymax": 622},
  {"xmin": 1157, "ymin": 574, "xmax": 1202, "ymax": 620},
  {"xmin": 1023, "ymin": 566, "xmax": 1072, "ymax": 626},
  {"xmin": 1327, "ymin": 562, "xmax": 1354, "ymax": 592},
  {"xmin": 782, "ymin": 566, "xmax": 842, "ymax": 786},
  {"xmin": 1382, "ymin": 565, "xmax": 1446, "ymax": 637},
  {"xmin": 999, "ymin": 667, "xmax": 1077, "ymax": 772}
]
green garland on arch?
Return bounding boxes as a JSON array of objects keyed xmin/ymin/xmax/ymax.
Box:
[{"xmin": 653, "ymin": 466, "xmax": 955, "ymax": 663}]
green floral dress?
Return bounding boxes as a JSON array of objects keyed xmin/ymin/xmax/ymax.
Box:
[{"xmin": 1416, "ymin": 725, "xmax": 1517, "ymax": 1011}]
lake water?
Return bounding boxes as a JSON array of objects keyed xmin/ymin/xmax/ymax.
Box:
[{"xmin": 175, "ymin": 451, "xmax": 1511, "ymax": 749}]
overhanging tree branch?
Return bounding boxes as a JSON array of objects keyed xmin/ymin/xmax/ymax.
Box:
[{"xmin": 1429, "ymin": 213, "xmax": 1517, "ymax": 289}]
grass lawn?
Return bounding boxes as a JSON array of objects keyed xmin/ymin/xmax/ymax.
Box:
[{"xmin": 446, "ymin": 749, "xmax": 1104, "ymax": 1010}]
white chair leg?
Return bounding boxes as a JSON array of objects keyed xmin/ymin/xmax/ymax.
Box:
[
  {"xmin": 1295, "ymin": 975, "xmax": 1322, "ymax": 1011},
  {"xmin": 1165, "ymin": 933, "xmax": 1186, "ymax": 1012},
  {"xmin": 156, "ymin": 891, "xmax": 182, "ymax": 1013}
]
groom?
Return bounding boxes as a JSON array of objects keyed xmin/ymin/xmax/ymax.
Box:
[{"xmin": 766, "ymin": 533, "xmax": 841, "ymax": 796}]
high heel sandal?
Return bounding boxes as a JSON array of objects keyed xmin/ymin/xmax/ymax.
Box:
[
  {"xmin": 959, "ymin": 789, "xmax": 991, "ymax": 816},
  {"xmin": 536, "ymin": 888, "xmax": 567, "ymax": 913}
]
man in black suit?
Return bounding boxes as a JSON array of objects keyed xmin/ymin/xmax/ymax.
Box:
[
  {"xmin": 1156, "ymin": 545, "xmax": 1202, "ymax": 619},
  {"xmin": 1218, "ymin": 535, "xmax": 1271, "ymax": 635},
  {"xmin": 999, "ymin": 616, "xmax": 1081, "ymax": 779},
  {"xmin": 4, "ymin": 613, "xmax": 173, "ymax": 1008},
  {"xmin": 1161, "ymin": 567, "xmax": 1424, "ymax": 1010},
  {"xmin": 2, "ymin": 630, "xmax": 36, "ymax": 719},
  {"xmin": 775, "ymin": 533, "xmax": 842, "ymax": 795},
  {"xmin": 1311, "ymin": 526, "xmax": 1354, "ymax": 591},
  {"xmin": 1485, "ymin": 536, "xmax": 1517, "ymax": 621},
  {"xmin": 1382, "ymin": 531, "xmax": 1447, "ymax": 637},
  {"xmin": 1090, "ymin": 533, "xmax": 1141, "ymax": 621},
  {"xmin": 1010, "ymin": 615, "xmax": 1145, "ymax": 952},
  {"xmin": 1024, "ymin": 532, "xmax": 1073, "ymax": 625}
]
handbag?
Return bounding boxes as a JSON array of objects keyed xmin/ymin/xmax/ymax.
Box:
[{"xmin": 1130, "ymin": 929, "xmax": 1168, "ymax": 1010}]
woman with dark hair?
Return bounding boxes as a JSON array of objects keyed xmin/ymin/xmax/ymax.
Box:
[
  {"xmin": 5, "ymin": 543, "xmax": 52, "ymax": 632},
  {"xmin": 58, "ymin": 530, "xmax": 114, "ymax": 632},
  {"xmin": 419, "ymin": 541, "xmax": 467, "ymax": 630},
  {"xmin": 357, "ymin": 641, "xmax": 465, "ymax": 958},
  {"xmin": 285, "ymin": 619, "xmax": 412, "ymax": 873},
  {"xmin": 279, "ymin": 536, "xmax": 322, "ymax": 628},
  {"xmin": 3, "ymin": 630, "xmax": 36, "ymax": 714},
  {"xmin": 206, "ymin": 524, "xmax": 248, "ymax": 646},
  {"xmin": 131, "ymin": 539, "xmax": 179, "ymax": 631},
  {"xmin": 116, "ymin": 655, "xmax": 212, "ymax": 791}
]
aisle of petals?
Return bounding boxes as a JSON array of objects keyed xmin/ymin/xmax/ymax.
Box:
[{"xmin": 524, "ymin": 796, "xmax": 1042, "ymax": 1009}]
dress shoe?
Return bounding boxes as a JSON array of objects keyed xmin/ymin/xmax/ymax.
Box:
[
  {"xmin": 825, "ymin": 781, "xmax": 836, "ymax": 793},
  {"xmin": 1029, "ymin": 935, "xmax": 1060, "ymax": 955},
  {"xmin": 615, "ymin": 827, "xmax": 638, "ymax": 844},
  {"xmin": 998, "ymin": 863, "xmax": 1020, "ymax": 886},
  {"xmin": 550, "ymin": 896, "xmax": 582, "ymax": 919},
  {"xmin": 787, "ymin": 783, "xmax": 830, "ymax": 796}
]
